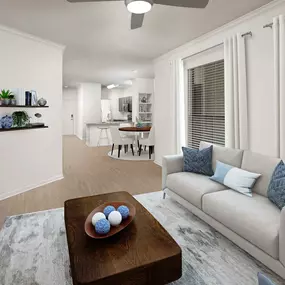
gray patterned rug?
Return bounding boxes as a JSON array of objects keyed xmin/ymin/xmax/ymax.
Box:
[{"xmin": 0, "ymin": 192, "xmax": 284, "ymax": 285}]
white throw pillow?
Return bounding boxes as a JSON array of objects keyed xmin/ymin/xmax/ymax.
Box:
[{"xmin": 210, "ymin": 161, "xmax": 261, "ymax": 197}]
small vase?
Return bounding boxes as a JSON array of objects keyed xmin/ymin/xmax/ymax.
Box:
[
  {"xmin": 3, "ymin": 99, "xmax": 10, "ymax": 105},
  {"xmin": 38, "ymin": 98, "xmax": 47, "ymax": 107},
  {"xmin": 10, "ymin": 99, "xmax": 17, "ymax": 105}
]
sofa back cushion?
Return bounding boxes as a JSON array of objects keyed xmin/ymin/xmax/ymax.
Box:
[
  {"xmin": 241, "ymin": 150, "xmax": 281, "ymax": 197},
  {"xmin": 199, "ymin": 141, "xmax": 244, "ymax": 171}
]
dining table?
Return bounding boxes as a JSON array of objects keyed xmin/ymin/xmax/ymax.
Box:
[{"xmin": 119, "ymin": 126, "xmax": 151, "ymax": 153}]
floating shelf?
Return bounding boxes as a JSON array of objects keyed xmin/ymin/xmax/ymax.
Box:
[
  {"xmin": 0, "ymin": 126, "xmax": 48, "ymax": 132},
  {"xmin": 0, "ymin": 105, "xmax": 49, "ymax": 108}
]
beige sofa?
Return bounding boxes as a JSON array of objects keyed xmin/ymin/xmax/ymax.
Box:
[{"xmin": 162, "ymin": 141, "xmax": 285, "ymax": 279}]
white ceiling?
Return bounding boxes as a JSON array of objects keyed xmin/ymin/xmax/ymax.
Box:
[{"xmin": 0, "ymin": 0, "xmax": 273, "ymax": 86}]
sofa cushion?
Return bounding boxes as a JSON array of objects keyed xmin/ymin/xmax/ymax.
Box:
[
  {"xmin": 182, "ymin": 146, "xmax": 214, "ymax": 176},
  {"xmin": 166, "ymin": 172, "xmax": 227, "ymax": 209},
  {"xmin": 203, "ymin": 190, "xmax": 280, "ymax": 259},
  {"xmin": 199, "ymin": 141, "xmax": 244, "ymax": 171},
  {"xmin": 241, "ymin": 150, "xmax": 281, "ymax": 197},
  {"xmin": 210, "ymin": 161, "xmax": 261, "ymax": 197}
]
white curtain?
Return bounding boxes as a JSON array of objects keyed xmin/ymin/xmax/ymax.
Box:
[
  {"xmin": 224, "ymin": 34, "xmax": 249, "ymax": 150},
  {"xmin": 171, "ymin": 58, "xmax": 185, "ymax": 154},
  {"xmin": 273, "ymin": 15, "xmax": 285, "ymax": 158}
]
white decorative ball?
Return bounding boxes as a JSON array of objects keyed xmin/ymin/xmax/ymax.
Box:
[
  {"xmin": 92, "ymin": 212, "xmax": 106, "ymax": 226},
  {"xmin": 108, "ymin": 211, "xmax": 122, "ymax": 226}
]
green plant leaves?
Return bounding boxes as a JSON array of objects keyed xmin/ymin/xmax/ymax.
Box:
[
  {"xmin": 0, "ymin": 89, "xmax": 14, "ymax": 99},
  {"xmin": 12, "ymin": 111, "xmax": 30, "ymax": 127}
]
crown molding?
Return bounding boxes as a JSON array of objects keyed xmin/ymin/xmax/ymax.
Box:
[
  {"xmin": 0, "ymin": 24, "xmax": 66, "ymax": 52},
  {"xmin": 154, "ymin": 0, "xmax": 285, "ymax": 63}
]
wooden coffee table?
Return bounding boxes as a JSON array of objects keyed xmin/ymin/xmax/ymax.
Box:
[{"xmin": 64, "ymin": 191, "xmax": 182, "ymax": 285}]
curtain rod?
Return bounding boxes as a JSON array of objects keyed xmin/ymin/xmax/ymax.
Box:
[
  {"xmin": 182, "ymin": 42, "xmax": 223, "ymax": 61},
  {"xmin": 263, "ymin": 23, "xmax": 273, "ymax": 29},
  {"xmin": 241, "ymin": 31, "xmax": 252, "ymax": 37}
]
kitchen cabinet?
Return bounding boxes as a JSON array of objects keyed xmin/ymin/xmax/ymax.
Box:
[{"xmin": 118, "ymin": 96, "xmax": 132, "ymax": 112}]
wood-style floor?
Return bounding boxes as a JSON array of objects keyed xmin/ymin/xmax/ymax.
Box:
[{"xmin": 0, "ymin": 136, "xmax": 162, "ymax": 228}]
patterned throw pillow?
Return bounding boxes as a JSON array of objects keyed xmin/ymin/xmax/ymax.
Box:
[
  {"xmin": 258, "ymin": 273, "xmax": 276, "ymax": 285},
  {"xmin": 268, "ymin": 160, "xmax": 285, "ymax": 210},
  {"xmin": 210, "ymin": 161, "xmax": 261, "ymax": 197},
  {"xmin": 182, "ymin": 146, "xmax": 213, "ymax": 176}
]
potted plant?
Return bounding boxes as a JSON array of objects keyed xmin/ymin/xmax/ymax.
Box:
[
  {"xmin": 0, "ymin": 89, "xmax": 14, "ymax": 105},
  {"xmin": 12, "ymin": 111, "xmax": 30, "ymax": 127}
]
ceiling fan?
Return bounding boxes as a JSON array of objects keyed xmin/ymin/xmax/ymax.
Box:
[{"xmin": 67, "ymin": 0, "xmax": 210, "ymax": 30}]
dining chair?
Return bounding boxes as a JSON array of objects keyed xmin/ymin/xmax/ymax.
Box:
[
  {"xmin": 138, "ymin": 127, "xmax": 155, "ymax": 159},
  {"xmin": 109, "ymin": 127, "xmax": 134, "ymax": 158}
]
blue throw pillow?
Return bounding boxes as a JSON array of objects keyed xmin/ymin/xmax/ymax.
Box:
[
  {"xmin": 211, "ymin": 161, "xmax": 261, "ymax": 197},
  {"xmin": 268, "ymin": 160, "xmax": 285, "ymax": 210},
  {"xmin": 182, "ymin": 146, "xmax": 213, "ymax": 176},
  {"xmin": 258, "ymin": 273, "xmax": 276, "ymax": 285}
]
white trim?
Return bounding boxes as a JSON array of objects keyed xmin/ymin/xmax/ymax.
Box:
[
  {"xmin": 154, "ymin": 160, "xmax": 162, "ymax": 167},
  {"xmin": 0, "ymin": 174, "xmax": 64, "ymax": 201},
  {"xmin": 154, "ymin": 0, "xmax": 285, "ymax": 63},
  {"xmin": 0, "ymin": 24, "xmax": 66, "ymax": 52}
]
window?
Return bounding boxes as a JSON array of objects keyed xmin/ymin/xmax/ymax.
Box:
[{"xmin": 187, "ymin": 59, "xmax": 225, "ymax": 149}]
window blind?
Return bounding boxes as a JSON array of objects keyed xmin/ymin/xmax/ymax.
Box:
[{"xmin": 187, "ymin": 59, "xmax": 225, "ymax": 149}]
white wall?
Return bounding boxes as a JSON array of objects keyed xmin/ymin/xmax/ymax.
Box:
[
  {"xmin": 63, "ymin": 88, "xmax": 77, "ymax": 135},
  {"xmin": 76, "ymin": 83, "xmax": 101, "ymax": 140},
  {"xmin": 0, "ymin": 25, "xmax": 64, "ymax": 200},
  {"xmin": 154, "ymin": 0, "xmax": 285, "ymax": 165}
]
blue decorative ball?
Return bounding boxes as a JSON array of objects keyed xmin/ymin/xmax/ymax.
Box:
[
  {"xmin": 1, "ymin": 115, "xmax": 13, "ymax": 129},
  {"xmin": 117, "ymin": 205, "xmax": 130, "ymax": 219},
  {"xmin": 95, "ymin": 219, "xmax": 111, "ymax": 235},
  {"xmin": 103, "ymin": 206, "xmax": 115, "ymax": 218}
]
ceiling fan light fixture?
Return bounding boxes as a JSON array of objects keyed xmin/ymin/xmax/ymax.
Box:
[{"xmin": 125, "ymin": 0, "xmax": 153, "ymax": 14}]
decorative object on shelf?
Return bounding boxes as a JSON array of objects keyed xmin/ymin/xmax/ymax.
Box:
[
  {"xmin": 91, "ymin": 212, "xmax": 106, "ymax": 226},
  {"xmin": 25, "ymin": 91, "xmax": 32, "ymax": 106},
  {"xmin": 140, "ymin": 96, "xmax": 147, "ymax": 103},
  {"xmin": 31, "ymin": 90, "xmax": 38, "ymax": 106},
  {"xmin": 117, "ymin": 205, "xmax": 130, "ymax": 219},
  {"xmin": 85, "ymin": 201, "xmax": 136, "ymax": 239},
  {"xmin": 12, "ymin": 111, "xmax": 30, "ymax": 127},
  {"xmin": 10, "ymin": 95, "xmax": 17, "ymax": 105},
  {"xmin": 108, "ymin": 211, "xmax": 122, "ymax": 226},
  {"xmin": 38, "ymin": 98, "xmax": 47, "ymax": 107},
  {"xmin": 1, "ymin": 115, "xmax": 13, "ymax": 129},
  {"xmin": 34, "ymin": 113, "xmax": 42, "ymax": 125},
  {"xmin": 0, "ymin": 89, "xmax": 14, "ymax": 105},
  {"xmin": 103, "ymin": 205, "xmax": 116, "ymax": 218},
  {"xmin": 95, "ymin": 219, "xmax": 111, "ymax": 235}
]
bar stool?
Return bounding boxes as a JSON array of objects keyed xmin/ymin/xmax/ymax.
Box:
[{"xmin": 97, "ymin": 126, "xmax": 110, "ymax": 146}]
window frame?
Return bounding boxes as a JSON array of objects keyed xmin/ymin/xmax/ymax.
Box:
[{"xmin": 183, "ymin": 45, "xmax": 224, "ymax": 148}]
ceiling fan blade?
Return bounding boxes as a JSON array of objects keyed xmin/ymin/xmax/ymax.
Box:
[
  {"xmin": 67, "ymin": 0, "xmax": 121, "ymax": 3},
  {"xmin": 154, "ymin": 0, "xmax": 209, "ymax": 8},
  {"xmin": 131, "ymin": 13, "xmax": 145, "ymax": 30}
]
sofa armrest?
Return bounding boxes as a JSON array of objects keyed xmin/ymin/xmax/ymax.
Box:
[
  {"xmin": 280, "ymin": 207, "xmax": 285, "ymax": 266},
  {"xmin": 162, "ymin": 154, "xmax": 183, "ymax": 190}
]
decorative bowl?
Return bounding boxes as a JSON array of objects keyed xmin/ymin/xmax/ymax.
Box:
[{"xmin": 84, "ymin": 201, "xmax": 136, "ymax": 239}]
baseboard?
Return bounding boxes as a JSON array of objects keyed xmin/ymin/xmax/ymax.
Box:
[{"xmin": 0, "ymin": 174, "xmax": 64, "ymax": 201}]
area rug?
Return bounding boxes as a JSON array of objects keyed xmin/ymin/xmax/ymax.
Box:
[
  {"xmin": 0, "ymin": 192, "xmax": 284, "ymax": 285},
  {"xmin": 108, "ymin": 149, "xmax": 154, "ymax": 161}
]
